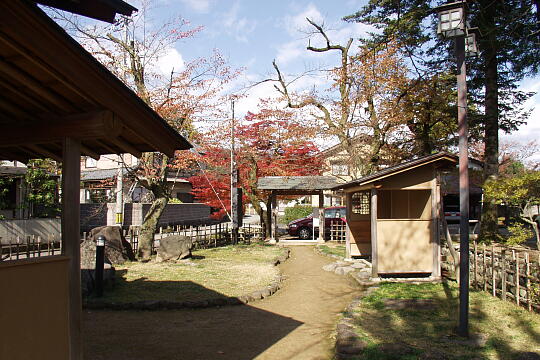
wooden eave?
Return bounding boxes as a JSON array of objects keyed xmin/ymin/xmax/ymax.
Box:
[
  {"xmin": 35, "ymin": 0, "xmax": 137, "ymax": 23},
  {"xmin": 0, "ymin": 1, "xmax": 191, "ymax": 163},
  {"xmin": 334, "ymin": 153, "xmax": 458, "ymax": 191}
]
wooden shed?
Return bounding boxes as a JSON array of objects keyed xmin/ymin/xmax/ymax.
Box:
[
  {"xmin": 0, "ymin": 2, "xmax": 191, "ymax": 360},
  {"xmin": 333, "ymin": 153, "xmax": 457, "ymax": 279}
]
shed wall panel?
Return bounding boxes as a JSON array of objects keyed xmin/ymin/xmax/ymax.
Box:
[
  {"xmin": 0, "ymin": 257, "xmax": 70, "ymax": 360},
  {"xmin": 376, "ymin": 220, "xmax": 433, "ymax": 273}
]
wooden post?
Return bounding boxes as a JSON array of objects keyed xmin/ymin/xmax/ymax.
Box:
[
  {"xmin": 483, "ymin": 244, "xmax": 487, "ymax": 291},
  {"xmin": 502, "ymin": 249, "xmax": 507, "ymax": 301},
  {"xmin": 269, "ymin": 192, "xmax": 277, "ymax": 244},
  {"xmin": 525, "ymin": 252, "xmax": 531, "ymax": 311},
  {"xmin": 370, "ymin": 188, "xmax": 378, "ymax": 279},
  {"xmin": 492, "ymin": 245, "xmax": 496, "ymax": 297},
  {"xmin": 62, "ymin": 137, "xmax": 82, "ymax": 360},
  {"xmin": 318, "ymin": 191, "xmax": 325, "ymax": 244},
  {"xmin": 432, "ymin": 173, "xmax": 441, "ymax": 278},
  {"xmin": 515, "ymin": 251, "xmax": 520, "ymax": 306},
  {"xmin": 473, "ymin": 240, "xmax": 478, "ymax": 289},
  {"xmin": 345, "ymin": 193, "xmax": 351, "ymax": 260}
]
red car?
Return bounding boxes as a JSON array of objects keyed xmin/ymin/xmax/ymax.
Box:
[{"xmin": 287, "ymin": 206, "xmax": 346, "ymax": 240}]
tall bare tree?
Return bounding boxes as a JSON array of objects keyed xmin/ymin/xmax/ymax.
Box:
[{"xmin": 54, "ymin": 1, "xmax": 239, "ymax": 260}]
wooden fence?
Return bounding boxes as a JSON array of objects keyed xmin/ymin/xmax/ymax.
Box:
[
  {"xmin": 1, "ymin": 222, "xmax": 264, "ymax": 261},
  {"xmin": 126, "ymin": 222, "xmax": 263, "ymax": 254},
  {"xmin": 328, "ymin": 220, "xmax": 346, "ymax": 242},
  {"xmin": 469, "ymin": 241, "xmax": 540, "ymax": 312},
  {"xmin": 0, "ymin": 235, "xmax": 62, "ymax": 261}
]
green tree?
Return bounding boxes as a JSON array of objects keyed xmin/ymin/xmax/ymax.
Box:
[
  {"xmin": 484, "ymin": 171, "xmax": 540, "ymax": 249},
  {"xmin": 345, "ymin": 0, "xmax": 538, "ymax": 240},
  {"xmin": 23, "ymin": 159, "xmax": 59, "ymax": 218}
]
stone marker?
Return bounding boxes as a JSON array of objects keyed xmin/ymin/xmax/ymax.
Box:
[{"xmin": 156, "ymin": 235, "xmax": 193, "ymax": 262}]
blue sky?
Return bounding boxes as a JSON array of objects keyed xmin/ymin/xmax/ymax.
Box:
[{"xmin": 152, "ymin": 0, "xmax": 538, "ymax": 149}]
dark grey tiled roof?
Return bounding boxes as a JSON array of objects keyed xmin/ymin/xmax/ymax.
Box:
[
  {"xmin": 0, "ymin": 166, "xmax": 27, "ymax": 176},
  {"xmin": 81, "ymin": 168, "xmax": 130, "ymax": 181},
  {"xmin": 333, "ymin": 152, "xmax": 459, "ymax": 190},
  {"xmin": 257, "ymin": 176, "xmax": 340, "ymax": 191}
]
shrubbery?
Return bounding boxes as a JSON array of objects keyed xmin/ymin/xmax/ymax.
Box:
[{"xmin": 282, "ymin": 205, "xmax": 313, "ymax": 225}]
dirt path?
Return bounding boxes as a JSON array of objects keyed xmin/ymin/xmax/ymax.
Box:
[{"xmin": 83, "ymin": 246, "xmax": 359, "ymax": 360}]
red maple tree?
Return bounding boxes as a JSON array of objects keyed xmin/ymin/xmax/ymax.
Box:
[{"xmin": 189, "ymin": 104, "xmax": 323, "ymax": 234}]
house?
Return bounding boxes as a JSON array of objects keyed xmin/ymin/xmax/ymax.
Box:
[
  {"xmin": 333, "ymin": 152, "xmax": 458, "ymax": 279},
  {"xmin": 80, "ymin": 154, "xmax": 194, "ymax": 204},
  {"xmin": 0, "ymin": 2, "xmax": 191, "ymax": 360}
]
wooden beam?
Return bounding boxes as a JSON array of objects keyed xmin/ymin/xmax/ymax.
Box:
[
  {"xmin": 61, "ymin": 137, "xmax": 82, "ymax": 360},
  {"xmin": 80, "ymin": 144, "xmax": 100, "ymax": 161},
  {"xmin": 0, "ymin": 150, "xmax": 28, "ymax": 163},
  {"xmin": 0, "ymin": 33, "xmax": 95, "ymax": 106},
  {"xmin": 0, "ymin": 57, "xmax": 74, "ymax": 112},
  {"xmin": 109, "ymin": 137, "xmax": 142, "ymax": 158},
  {"xmin": 0, "ymin": 78, "xmax": 52, "ymax": 112},
  {"xmin": 0, "ymin": 110, "xmax": 121, "ymax": 147},
  {"xmin": 0, "ymin": 96, "xmax": 33, "ymax": 118},
  {"xmin": 371, "ymin": 188, "xmax": 378, "ymax": 278},
  {"xmin": 26, "ymin": 144, "xmax": 62, "ymax": 162},
  {"xmin": 95, "ymin": 139, "xmax": 119, "ymax": 155}
]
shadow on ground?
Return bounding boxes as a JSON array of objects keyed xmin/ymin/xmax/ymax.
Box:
[
  {"xmin": 352, "ymin": 280, "xmax": 540, "ymax": 360},
  {"xmin": 83, "ymin": 280, "xmax": 303, "ymax": 360}
]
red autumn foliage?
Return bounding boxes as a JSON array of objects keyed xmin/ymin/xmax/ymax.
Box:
[{"xmin": 189, "ymin": 106, "xmax": 323, "ymax": 219}]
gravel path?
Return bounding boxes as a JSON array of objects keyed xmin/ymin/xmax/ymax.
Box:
[{"xmin": 83, "ymin": 246, "xmax": 359, "ymax": 360}]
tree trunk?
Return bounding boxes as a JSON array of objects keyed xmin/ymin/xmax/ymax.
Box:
[
  {"xmin": 138, "ymin": 196, "xmax": 168, "ymax": 261},
  {"xmin": 479, "ymin": 11, "xmax": 500, "ymax": 242}
]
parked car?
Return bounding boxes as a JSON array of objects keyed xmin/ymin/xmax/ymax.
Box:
[
  {"xmin": 444, "ymin": 204, "xmax": 460, "ymax": 224},
  {"xmin": 287, "ymin": 206, "xmax": 346, "ymax": 240}
]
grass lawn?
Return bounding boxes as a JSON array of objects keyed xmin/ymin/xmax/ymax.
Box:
[
  {"xmin": 87, "ymin": 243, "xmax": 286, "ymax": 304},
  {"xmin": 318, "ymin": 244, "xmax": 346, "ymax": 258},
  {"xmin": 348, "ymin": 281, "xmax": 540, "ymax": 359}
]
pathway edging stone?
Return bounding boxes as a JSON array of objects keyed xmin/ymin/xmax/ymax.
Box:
[{"xmin": 83, "ymin": 247, "xmax": 291, "ymax": 310}]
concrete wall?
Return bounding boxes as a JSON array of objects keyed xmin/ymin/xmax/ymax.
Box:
[
  {"xmin": 0, "ymin": 257, "xmax": 70, "ymax": 360},
  {"xmin": 0, "ymin": 218, "xmax": 61, "ymax": 244}
]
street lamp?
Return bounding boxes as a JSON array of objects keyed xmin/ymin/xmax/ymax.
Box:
[{"xmin": 434, "ymin": 0, "xmax": 478, "ymax": 338}]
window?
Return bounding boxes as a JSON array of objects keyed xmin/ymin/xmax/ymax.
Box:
[
  {"xmin": 331, "ymin": 163, "xmax": 349, "ymax": 176},
  {"xmin": 377, "ymin": 190, "xmax": 431, "ymax": 219},
  {"xmin": 351, "ymin": 191, "xmax": 370, "ymax": 214},
  {"xmin": 325, "ymin": 208, "xmax": 337, "ymax": 218},
  {"xmin": 85, "ymin": 157, "xmax": 97, "ymax": 168}
]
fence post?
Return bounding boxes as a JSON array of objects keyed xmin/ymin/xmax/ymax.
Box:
[
  {"xmin": 525, "ymin": 252, "xmax": 531, "ymax": 311},
  {"xmin": 492, "ymin": 245, "xmax": 496, "ymax": 297},
  {"xmin": 26, "ymin": 236, "xmax": 31, "ymax": 259},
  {"xmin": 473, "ymin": 240, "xmax": 478, "ymax": 289},
  {"xmin": 502, "ymin": 249, "xmax": 507, "ymax": 301},
  {"xmin": 515, "ymin": 251, "xmax": 520, "ymax": 306},
  {"xmin": 483, "ymin": 244, "xmax": 487, "ymax": 291},
  {"xmin": 16, "ymin": 236, "xmax": 20, "ymax": 260}
]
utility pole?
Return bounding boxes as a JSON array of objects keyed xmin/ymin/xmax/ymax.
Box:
[
  {"xmin": 115, "ymin": 164, "xmax": 123, "ymax": 226},
  {"xmin": 230, "ymin": 99, "xmax": 239, "ymax": 244}
]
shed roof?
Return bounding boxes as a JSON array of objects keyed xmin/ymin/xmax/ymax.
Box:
[
  {"xmin": 0, "ymin": 1, "xmax": 191, "ymax": 162},
  {"xmin": 333, "ymin": 152, "xmax": 458, "ymax": 190},
  {"xmin": 258, "ymin": 176, "xmax": 340, "ymax": 193}
]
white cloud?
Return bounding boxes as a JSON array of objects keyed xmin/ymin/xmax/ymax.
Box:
[
  {"xmin": 156, "ymin": 48, "xmax": 185, "ymax": 75},
  {"xmin": 179, "ymin": 0, "xmax": 210, "ymax": 13},
  {"xmin": 283, "ymin": 3, "xmax": 323, "ymax": 36},
  {"xmin": 222, "ymin": 1, "xmax": 257, "ymax": 43}
]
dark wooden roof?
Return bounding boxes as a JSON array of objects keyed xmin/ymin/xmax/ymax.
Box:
[
  {"xmin": 333, "ymin": 152, "xmax": 459, "ymax": 190},
  {"xmin": 0, "ymin": 1, "xmax": 191, "ymax": 163},
  {"xmin": 258, "ymin": 176, "xmax": 340, "ymax": 194},
  {"xmin": 35, "ymin": 0, "xmax": 137, "ymax": 23}
]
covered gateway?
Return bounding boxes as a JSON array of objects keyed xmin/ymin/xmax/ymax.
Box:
[{"xmin": 333, "ymin": 153, "xmax": 457, "ymax": 279}]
